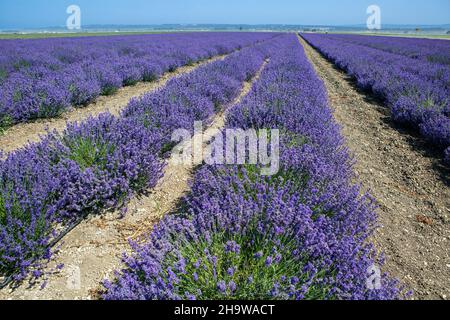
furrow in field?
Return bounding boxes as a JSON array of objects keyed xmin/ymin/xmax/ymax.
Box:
[
  {"xmin": 0, "ymin": 59, "xmax": 269, "ymax": 301},
  {"xmin": 0, "ymin": 54, "xmax": 227, "ymax": 156},
  {"xmin": 298, "ymin": 35, "xmax": 450, "ymax": 300},
  {"xmin": 300, "ymin": 33, "xmax": 450, "ymax": 165}
]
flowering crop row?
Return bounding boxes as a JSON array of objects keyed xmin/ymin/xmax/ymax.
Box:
[
  {"xmin": 0, "ymin": 35, "xmax": 276, "ymax": 283},
  {"xmin": 301, "ymin": 34, "xmax": 450, "ymax": 164},
  {"xmin": 103, "ymin": 34, "xmax": 403, "ymax": 300},
  {"xmin": 316, "ymin": 34, "xmax": 450, "ymax": 66},
  {"xmin": 0, "ymin": 33, "xmax": 276, "ymax": 130}
]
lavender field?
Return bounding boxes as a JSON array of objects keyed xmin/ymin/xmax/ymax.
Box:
[
  {"xmin": 301, "ymin": 33, "xmax": 450, "ymax": 164},
  {"xmin": 0, "ymin": 33, "xmax": 275, "ymax": 130},
  {"xmin": 0, "ymin": 31, "xmax": 448, "ymax": 301}
]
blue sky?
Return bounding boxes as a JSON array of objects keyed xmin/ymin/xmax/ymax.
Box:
[{"xmin": 0, "ymin": 0, "xmax": 449, "ymax": 29}]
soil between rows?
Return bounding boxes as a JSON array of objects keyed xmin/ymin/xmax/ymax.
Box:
[{"xmin": 299, "ymin": 35, "xmax": 450, "ymax": 300}]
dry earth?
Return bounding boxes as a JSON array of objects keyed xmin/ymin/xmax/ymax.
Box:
[
  {"xmin": 299, "ymin": 35, "xmax": 450, "ymax": 300},
  {"xmin": 0, "ymin": 54, "xmax": 227, "ymax": 155},
  {"xmin": 0, "ymin": 59, "xmax": 268, "ymax": 300}
]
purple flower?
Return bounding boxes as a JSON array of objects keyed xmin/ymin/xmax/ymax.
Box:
[
  {"xmin": 228, "ymin": 281, "xmax": 237, "ymax": 293},
  {"xmin": 274, "ymin": 253, "xmax": 282, "ymax": 264},
  {"xmin": 217, "ymin": 281, "xmax": 227, "ymax": 293},
  {"xmin": 185, "ymin": 293, "xmax": 196, "ymax": 300},
  {"xmin": 224, "ymin": 240, "xmax": 241, "ymax": 255},
  {"xmin": 254, "ymin": 251, "xmax": 263, "ymax": 260}
]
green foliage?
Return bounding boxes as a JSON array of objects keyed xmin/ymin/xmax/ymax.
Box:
[
  {"xmin": 0, "ymin": 68, "xmax": 7, "ymax": 83},
  {"xmin": 0, "ymin": 115, "xmax": 13, "ymax": 135},
  {"xmin": 37, "ymin": 92, "xmax": 66, "ymax": 118},
  {"xmin": 142, "ymin": 72, "xmax": 159, "ymax": 82},
  {"xmin": 0, "ymin": 184, "xmax": 49, "ymax": 243},
  {"xmin": 139, "ymin": 110, "xmax": 161, "ymax": 129},
  {"xmin": 427, "ymin": 54, "xmax": 450, "ymax": 66},
  {"xmin": 421, "ymin": 96, "xmax": 437, "ymax": 110},
  {"xmin": 123, "ymin": 78, "xmax": 139, "ymax": 86},
  {"xmin": 0, "ymin": 182, "xmax": 30, "ymax": 227},
  {"xmin": 163, "ymin": 230, "xmax": 330, "ymax": 300},
  {"xmin": 0, "ymin": 192, "xmax": 6, "ymax": 225},
  {"xmin": 160, "ymin": 142, "xmax": 177, "ymax": 156},
  {"xmin": 13, "ymin": 59, "xmax": 30, "ymax": 71},
  {"xmin": 281, "ymin": 129, "xmax": 309, "ymax": 148},
  {"xmin": 101, "ymin": 86, "xmax": 118, "ymax": 96},
  {"xmin": 65, "ymin": 136, "xmax": 116, "ymax": 171},
  {"xmin": 168, "ymin": 65, "xmax": 177, "ymax": 73},
  {"xmin": 13, "ymin": 90, "xmax": 23, "ymax": 103},
  {"xmin": 214, "ymin": 101, "xmax": 222, "ymax": 113},
  {"xmin": 272, "ymin": 167, "xmax": 310, "ymax": 195}
]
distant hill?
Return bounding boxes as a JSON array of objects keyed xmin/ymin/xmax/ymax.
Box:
[{"xmin": 1, "ymin": 23, "xmax": 449, "ymax": 35}]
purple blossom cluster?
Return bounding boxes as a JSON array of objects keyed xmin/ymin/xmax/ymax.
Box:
[
  {"xmin": 103, "ymin": 34, "xmax": 404, "ymax": 300},
  {"xmin": 301, "ymin": 34, "xmax": 450, "ymax": 164},
  {"xmin": 0, "ymin": 32, "xmax": 276, "ymax": 129},
  {"xmin": 0, "ymin": 35, "xmax": 274, "ymax": 283}
]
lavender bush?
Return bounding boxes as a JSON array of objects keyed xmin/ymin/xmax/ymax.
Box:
[
  {"xmin": 301, "ymin": 34, "xmax": 450, "ymax": 164},
  {"xmin": 103, "ymin": 34, "xmax": 404, "ymax": 300}
]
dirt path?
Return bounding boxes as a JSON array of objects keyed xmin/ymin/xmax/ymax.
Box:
[
  {"xmin": 298, "ymin": 35, "xmax": 450, "ymax": 300},
  {"xmin": 0, "ymin": 55, "xmax": 227, "ymax": 156},
  {"xmin": 0, "ymin": 60, "xmax": 269, "ymax": 300}
]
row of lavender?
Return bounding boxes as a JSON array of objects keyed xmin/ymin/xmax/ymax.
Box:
[
  {"xmin": 103, "ymin": 34, "xmax": 403, "ymax": 300},
  {"xmin": 301, "ymin": 34, "xmax": 450, "ymax": 164},
  {"xmin": 0, "ymin": 33, "xmax": 275, "ymax": 130},
  {"xmin": 320, "ymin": 34, "xmax": 450, "ymax": 65},
  {"xmin": 0, "ymin": 36, "xmax": 273, "ymax": 283}
]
